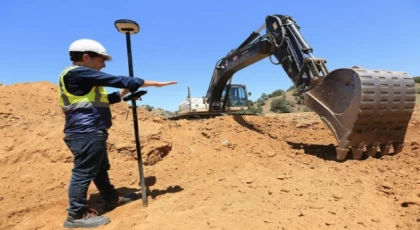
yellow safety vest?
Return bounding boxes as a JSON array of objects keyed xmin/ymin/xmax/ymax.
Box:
[{"xmin": 58, "ymin": 65, "xmax": 109, "ymax": 112}]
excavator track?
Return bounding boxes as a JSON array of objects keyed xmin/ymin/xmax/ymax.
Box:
[{"xmin": 303, "ymin": 67, "xmax": 416, "ymax": 160}]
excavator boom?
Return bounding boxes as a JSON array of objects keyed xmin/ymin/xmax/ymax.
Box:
[
  {"xmin": 172, "ymin": 14, "xmax": 416, "ymax": 161},
  {"xmin": 205, "ymin": 15, "xmax": 324, "ymax": 111}
]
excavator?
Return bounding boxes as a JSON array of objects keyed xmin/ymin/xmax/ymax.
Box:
[{"xmin": 169, "ymin": 14, "xmax": 416, "ymax": 161}]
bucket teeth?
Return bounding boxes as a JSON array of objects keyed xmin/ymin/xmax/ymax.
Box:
[
  {"xmin": 336, "ymin": 148, "xmax": 349, "ymax": 161},
  {"xmin": 379, "ymin": 144, "xmax": 391, "ymax": 155},
  {"xmin": 336, "ymin": 141, "xmax": 404, "ymax": 160},
  {"xmin": 393, "ymin": 143, "xmax": 404, "ymax": 154},
  {"xmin": 350, "ymin": 148, "xmax": 363, "ymax": 160},
  {"xmin": 366, "ymin": 145, "xmax": 379, "ymax": 157},
  {"xmin": 379, "ymin": 142, "xmax": 393, "ymax": 155}
]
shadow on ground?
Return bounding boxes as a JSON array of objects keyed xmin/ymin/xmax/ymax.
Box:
[
  {"xmin": 232, "ymin": 115, "xmax": 264, "ymax": 134},
  {"xmin": 287, "ymin": 141, "xmax": 371, "ymax": 161},
  {"xmin": 88, "ymin": 176, "xmax": 184, "ymax": 213}
]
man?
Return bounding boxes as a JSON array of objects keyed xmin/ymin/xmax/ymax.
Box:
[{"xmin": 59, "ymin": 38, "xmax": 176, "ymax": 228}]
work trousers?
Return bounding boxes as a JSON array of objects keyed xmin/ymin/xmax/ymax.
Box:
[{"xmin": 63, "ymin": 130, "xmax": 117, "ymax": 216}]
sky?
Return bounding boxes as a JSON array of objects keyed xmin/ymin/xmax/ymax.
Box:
[{"xmin": 0, "ymin": 0, "xmax": 419, "ymax": 112}]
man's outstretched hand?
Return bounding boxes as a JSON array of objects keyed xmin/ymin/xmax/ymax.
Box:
[
  {"xmin": 156, "ymin": 81, "xmax": 177, "ymax": 87},
  {"xmin": 141, "ymin": 80, "xmax": 178, "ymax": 88}
]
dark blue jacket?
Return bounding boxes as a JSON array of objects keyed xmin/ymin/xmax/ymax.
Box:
[{"xmin": 62, "ymin": 66, "xmax": 144, "ymax": 133}]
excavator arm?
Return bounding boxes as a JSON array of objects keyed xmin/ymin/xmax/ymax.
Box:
[
  {"xmin": 206, "ymin": 15, "xmax": 327, "ymax": 111},
  {"xmin": 177, "ymin": 14, "xmax": 416, "ymax": 161}
]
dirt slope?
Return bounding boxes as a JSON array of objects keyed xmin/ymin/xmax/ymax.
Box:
[{"xmin": 0, "ymin": 82, "xmax": 419, "ymax": 230}]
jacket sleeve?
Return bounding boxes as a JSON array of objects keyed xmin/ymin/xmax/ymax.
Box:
[{"xmin": 68, "ymin": 66, "xmax": 145, "ymax": 92}]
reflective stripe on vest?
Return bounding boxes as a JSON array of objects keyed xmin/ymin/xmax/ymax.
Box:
[{"xmin": 58, "ymin": 65, "xmax": 109, "ymax": 112}]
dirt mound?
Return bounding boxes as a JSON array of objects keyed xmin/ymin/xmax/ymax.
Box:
[
  {"xmin": 0, "ymin": 82, "xmax": 419, "ymax": 230},
  {"xmin": 0, "ymin": 82, "xmax": 169, "ymax": 166}
]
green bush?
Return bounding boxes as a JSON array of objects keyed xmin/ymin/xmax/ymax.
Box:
[
  {"xmin": 260, "ymin": 93, "xmax": 269, "ymax": 101},
  {"xmin": 248, "ymin": 104, "xmax": 263, "ymax": 114},
  {"xmin": 145, "ymin": 105, "xmax": 153, "ymax": 111},
  {"xmin": 270, "ymin": 98, "xmax": 291, "ymax": 113},
  {"xmin": 270, "ymin": 89, "xmax": 285, "ymax": 97},
  {"xmin": 302, "ymin": 107, "xmax": 312, "ymax": 112},
  {"xmin": 292, "ymin": 90, "xmax": 300, "ymax": 96},
  {"xmin": 286, "ymin": 85, "xmax": 295, "ymax": 92},
  {"xmin": 256, "ymin": 98, "xmax": 266, "ymax": 106}
]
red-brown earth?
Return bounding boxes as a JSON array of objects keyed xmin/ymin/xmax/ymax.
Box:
[{"xmin": 0, "ymin": 82, "xmax": 419, "ymax": 230}]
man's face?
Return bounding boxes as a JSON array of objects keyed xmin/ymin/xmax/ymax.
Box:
[
  {"xmin": 82, "ymin": 53, "xmax": 106, "ymax": 70},
  {"xmin": 87, "ymin": 56, "xmax": 106, "ymax": 70}
]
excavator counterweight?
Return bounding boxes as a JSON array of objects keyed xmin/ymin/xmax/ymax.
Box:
[{"xmin": 170, "ymin": 14, "xmax": 416, "ymax": 160}]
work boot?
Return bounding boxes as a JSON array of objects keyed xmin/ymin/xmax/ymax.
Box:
[
  {"xmin": 63, "ymin": 208, "xmax": 110, "ymax": 228},
  {"xmin": 104, "ymin": 192, "xmax": 137, "ymax": 212}
]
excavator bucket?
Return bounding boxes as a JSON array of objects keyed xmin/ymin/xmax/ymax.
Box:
[{"xmin": 303, "ymin": 67, "xmax": 416, "ymax": 160}]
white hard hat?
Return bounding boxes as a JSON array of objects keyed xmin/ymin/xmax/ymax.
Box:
[{"xmin": 69, "ymin": 38, "xmax": 112, "ymax": 61}]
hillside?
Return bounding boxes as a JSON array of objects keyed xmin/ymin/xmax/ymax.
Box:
[
  {"xmin": 0, "ymin": 81, "xmax": 419, "ymax": 230},
  {"xmin": 247, "ymin": 86, "xmax": 311, "ymax": 115},
  {"xmin": 138, "ymin": 104, "xmax": 176, "ymax": 118}
]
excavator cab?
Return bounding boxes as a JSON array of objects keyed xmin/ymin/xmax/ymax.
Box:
[
  {"xmin": 175, "ymin": 84, "xmax": 251, "ymax": 118},
  {"xmin": 221, "ymin": 84, "xmax": 250, "ymax": 111}
]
